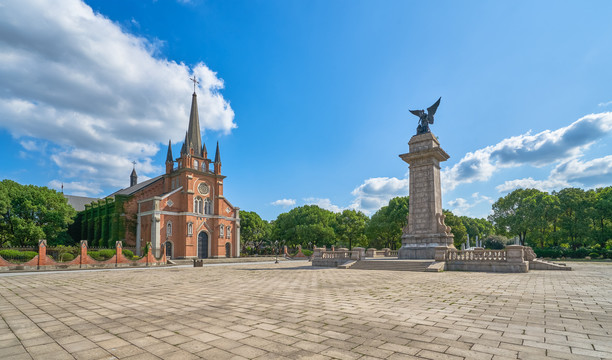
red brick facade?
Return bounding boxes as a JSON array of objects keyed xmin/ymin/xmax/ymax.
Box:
[{"xmin": 113, "ymin": 92, "xmax": 240, "ymax": 259}]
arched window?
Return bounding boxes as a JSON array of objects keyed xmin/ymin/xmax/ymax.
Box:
[
  {"xmin": 194, "ymin": 160, "xmax": 199, "ymax": 170},
  {"xmin": 204, "ymin": 198, "xmax": 212, "ymax": 215},
  {"xmin": 194, "ymin": 197, "xmax": 203, "ymax": 214},
  {"xmin": 226, "ymin": 226, "xmax": 231, "ymax": 239},
  {"xmin": 166, "ymin": 221, "xmax": 172, "ymax": 236},
  {"xmin": 187, "ymin": 222, "xmax": 193, "ymax": 236},
  {"xmin": 219, "ymin": 225, "xmax": 224, "ymax": 238}
]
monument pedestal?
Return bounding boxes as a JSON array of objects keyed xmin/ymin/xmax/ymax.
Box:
[{"xmin": 399, "ymin": 132, "xmax": 454, "ymax": 259}]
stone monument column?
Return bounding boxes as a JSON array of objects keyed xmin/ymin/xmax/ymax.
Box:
[{"xmin": 399, "ymin": 132, "xmax": 454, "ymax": 259}]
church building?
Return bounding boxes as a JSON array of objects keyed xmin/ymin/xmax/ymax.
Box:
[{"xmin": 75, "ymin": 91, "xmax": 240, "ymax": 259}]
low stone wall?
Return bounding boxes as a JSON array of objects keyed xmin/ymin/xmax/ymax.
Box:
[
  {"xmin": 0, "ymin": 240, "xmax": 166, "ymax": 272},
  {"xmin": 311, "ymin": 247, "xmax": 365, "ymax": 267},
  {"xmin": 435, "ymin": 246, "xmax": 529, "ymax": 273}
]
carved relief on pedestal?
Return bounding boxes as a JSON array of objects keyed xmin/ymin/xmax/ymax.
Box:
[{"xmin": 436, "ymin": 213, "xmax": 452, "ymax": 235}]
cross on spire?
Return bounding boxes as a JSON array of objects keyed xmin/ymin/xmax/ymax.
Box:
[
  {"xmin": 189, "ymin": 76, "xmax": 199, "ymax": 93},
  {"xmin": 132, "ymin": 161, "xmax": 136, "ymax": 169}
]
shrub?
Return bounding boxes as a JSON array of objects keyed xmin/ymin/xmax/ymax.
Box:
[
  {"xmin": 588, "ymin": 252, "xmax": 600, "ymax": 259},
  {"xmin": 60, "ymin": 253, "xmax": 75, "ymax": 262},
  {"xmin": 568, "ymin": 247, "xmax": 590, "ymax": 259},
  {"xmin": 302, "ymin": 249, "xmax": 313, "ymax": 256},
  {"xmin": 122, "ymin": 249, "xmax": 134, "ymax": 258},
  {"xmin": 88, "ymin": 249, "xmax": 115, "ymax": 261},
  {"xmin": 483, "ymin": 235, "xmax": 506, "ymax": 250},
  {"xmin": 0, "ymin": 249, "xmax": 38, "ymax": 263}
]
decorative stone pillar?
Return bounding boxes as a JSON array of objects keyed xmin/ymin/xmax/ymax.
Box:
[
  {"xmin": 351, "ymin": 247, "xmax": 365, "ymax": 260},
  {"xmin": 399, "ymin": 133, "xmax": 455, "ymax": 259},
  {"xmin": 366, "ymin": 248, "xmax": 376, "ymax": 257}
]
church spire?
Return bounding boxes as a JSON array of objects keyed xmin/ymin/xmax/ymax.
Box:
[
  {"xmin": 181, "ymin": 89, "xmax": 203, "ymax": 157},
  {"xmin": 214, "ymin": 141, "xmax": 221, "ymax": 163},
  {"xmin": 214, "ymin": 141, "xmax": 221, "ymax": 175},
  {"xmin": 166, "ymin": 140, "xmax": 173, "ymax": 163},
  {"xmin": 130, "ymin": 161, "xmax": 138, "ymax": 187}
]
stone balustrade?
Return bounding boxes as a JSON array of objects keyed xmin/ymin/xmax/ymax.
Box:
[{"xmin": 435, "ymin": 245, "xmax": 528, "ymax": 273}]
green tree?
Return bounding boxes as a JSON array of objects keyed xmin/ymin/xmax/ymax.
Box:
[
  {"xmin": 334, "ymin": 209, "xmax": 368, "ymax": 249},
  {"xmin": 365, "ymin": 196, "xmax": 409, "ymax": 250},
  {"xmin": 239, "ymin": 210, "xmax": 271, "ymax": 252},
  {"xmin": 488, "ymin": 188, "xmax": 542, "ymax": 245},
  {"xmin": 0, "ymin": 180, "xmax": 76, "ymax": 247},
  {"xmin": 556, "ymin": 188, "xmax": 591, "ymax": 249},
  {"xmin": 593, "ymin": 187, "xmax": 612, "ymax": 247},
  {"xmin": 444, "ymin": 210, "xmax": 466, "ymax": 248},
  {"xmin": 272, "ymin": 205, "xmax": 337, "ymax": 248}
]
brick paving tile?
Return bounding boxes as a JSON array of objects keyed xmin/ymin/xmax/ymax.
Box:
[{"xmin": 0, "ymin": 262, "xmax": 611, "ymax": 359}]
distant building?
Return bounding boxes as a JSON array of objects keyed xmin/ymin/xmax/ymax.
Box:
[{"xmin": 69, "ymin": 92, "xmax": 240, "ymax": 258}]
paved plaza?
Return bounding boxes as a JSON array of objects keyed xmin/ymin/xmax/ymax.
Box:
[{"xmin": 0, "ymin": 262, "xmax": 611, "ymax": 360}]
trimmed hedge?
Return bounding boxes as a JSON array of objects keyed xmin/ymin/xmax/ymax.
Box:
[
  {"xmin": 534, "ymin": 246, "xmax": 612, "ymax": 259},
  {"xmin": 88, "ymin": 249, "xmax": 116, "ymax": 261},
  {"xmin": 0, "ymin": 249, "xmax": 38, "ymax": 263}
]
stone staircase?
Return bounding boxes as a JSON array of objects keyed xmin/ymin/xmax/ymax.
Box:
[{"xmin": 349, "ymin": 259, "xmax": 434, "ymax": 272}]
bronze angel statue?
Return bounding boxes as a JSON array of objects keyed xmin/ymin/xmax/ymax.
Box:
[{"xmin": 409, "ymin": 97, "xmax": 441, "ymax": 135}]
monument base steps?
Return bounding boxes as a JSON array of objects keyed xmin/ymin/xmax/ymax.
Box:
[{"xmin": 349, "ymin": 259, "xmax": 433, "ymax": 272}]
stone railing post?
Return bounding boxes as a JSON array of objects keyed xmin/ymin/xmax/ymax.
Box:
[
  {"xmin": 366, "ymin": 248, "xmax": 376, "ymax": 257},
  {"xmin": 382, "ymin": 248, "xmax": 391, "ymax": 256},
  {"xmin": 313, "ymin": 247, "xmax": 323, "ymax": 259},
  {"xmin": 38, "ymin": 239, "xmax": 47, "ymax": 268},
  {"xmin": 506, "ymin": 245, "xmax": 524, "ymax": 263},
  {"xmin": 351, "ymin": 247, "xmax": 365, "ymax": 260},
  {"xmin": 283, "ymin": 245, "xmax": 288, "ymax": 256},
  {"xmin": 331, "ymin": 245, "xmax": 335, "ymax": 251},
  {"xmin": 434, "ymin": 246, "xmax": 448, "ymax": 261}
]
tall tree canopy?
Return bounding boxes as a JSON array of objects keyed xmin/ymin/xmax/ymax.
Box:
[
  {"xmin": 334, "ymin": 209, "xmax": 368, "ymax": 249},
  {"xmin": 272, "ymin": 205, "xmax": 337, "ymax": 248},
  {"xmin": 365, "ymin": 196, "xmax": 409, "ymax": 249},
  {"xmin": 239, "ymin": 210, "xmax": 271, "ymax": 251},
  {"xmin": 0, "ymin": 180, "xmax": 76, "ymax": 247}
]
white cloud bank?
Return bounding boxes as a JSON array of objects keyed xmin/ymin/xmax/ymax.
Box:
[
  {"xmin": 0, "ymin": 0, "xmax": 235, "ymax": 195},
  {"xmin": 442, "ymin": 113, "xmax": 612, "ymax": 191}
]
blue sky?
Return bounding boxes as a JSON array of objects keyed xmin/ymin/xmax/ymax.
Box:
[{"xmin": 1, "ymin": 0, "xmax": 612, "ymax": 221}]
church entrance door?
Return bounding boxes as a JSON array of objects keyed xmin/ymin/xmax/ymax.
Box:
[
  {"xmin": 166, "ymin": 242, "xmax": 173, "ymax": 259},
  {"xmin": 198, "ymin": 232, "xmax": 208, "ymax": 258},
  {"xmin": 225, "ymin": 242, "xmax": 231, "ymax": 258}
]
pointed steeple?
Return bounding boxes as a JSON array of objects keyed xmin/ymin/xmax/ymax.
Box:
[
  {"xmin": 130, "ymin": 162, "xmax": 138, "ymax": 187},
  {"xmin": 180, "ymin": 132, "xmax": 187, "ymax": 155},
  {"xmin": 182, "ymin": 92, "xmax": 203, "ymax": 157},
  {"xmin": 214, "ymin": 141, "xmax": 221, "ymax": 163},
  {"xmin": 202, "ymin": 142, "xmax": 207, "ymax": 158},
  {"xmin": 166, "ymin": 140, "xmax": 173, "ymax": 163}
]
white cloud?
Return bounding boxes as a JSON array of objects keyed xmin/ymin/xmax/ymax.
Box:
[
  {"xmin": 442, "ymin": 113, "xmax": 612, "ymax": 191},
  {"xmin": 0, "ymin": 0, "xmax": 235, "ymax": 193},
  {"xmin": 271, "ymin": 198, "xmax": 296, "ymax": 207},
  {"xmin": 49, "ymin": 180, "xmax": 102, "ymax": 197},
  {"xmin": 303, "ymin": 198, "xmax": 345, "ymax": 213},
  {"xmin": 447, "ymin": 192, "xmax": 495, "ymax": 216},
  {"xmin": 350, "ymin": 176, "xmax": 409, "ymax": 214},
  {"xmin": 598, "ymin": 101, "xmax": 612, "ymax": 107},
  {"xmin": 495, "ymin": 177, "xmax": 570, "ymax": 193},
  {"xmin": 550, "ymin": 155, "xmax": 612, "ymax": 188}
]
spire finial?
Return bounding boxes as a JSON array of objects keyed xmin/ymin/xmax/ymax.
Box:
[
  {"xmin": 132, "ymin": 160, "xmax": 136, "ymax": 169},
  {"xmin": 189, "ymin": 76, "xmax": 199, "ymax": 93},
  {"xmin": 61, "ymin": 182, "xmax": 64, "ymax": 194}
]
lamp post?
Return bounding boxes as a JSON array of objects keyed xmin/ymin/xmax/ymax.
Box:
[{"xmin": 275, "ymin": 240, "xmax": 279, "ymax": 264}]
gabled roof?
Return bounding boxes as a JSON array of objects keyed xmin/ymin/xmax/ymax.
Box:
[
  {"xmin": 110, "ymin": 175, "xmax": 164, "ymax": 197},
  {"xmin": 63, "ymin": 194, "xmax": 99, "ymax": 211}
]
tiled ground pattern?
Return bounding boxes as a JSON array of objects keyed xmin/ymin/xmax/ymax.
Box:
[{"xmin": 0, "ymin": 262, "xmax": 611, "ymax": 360}]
